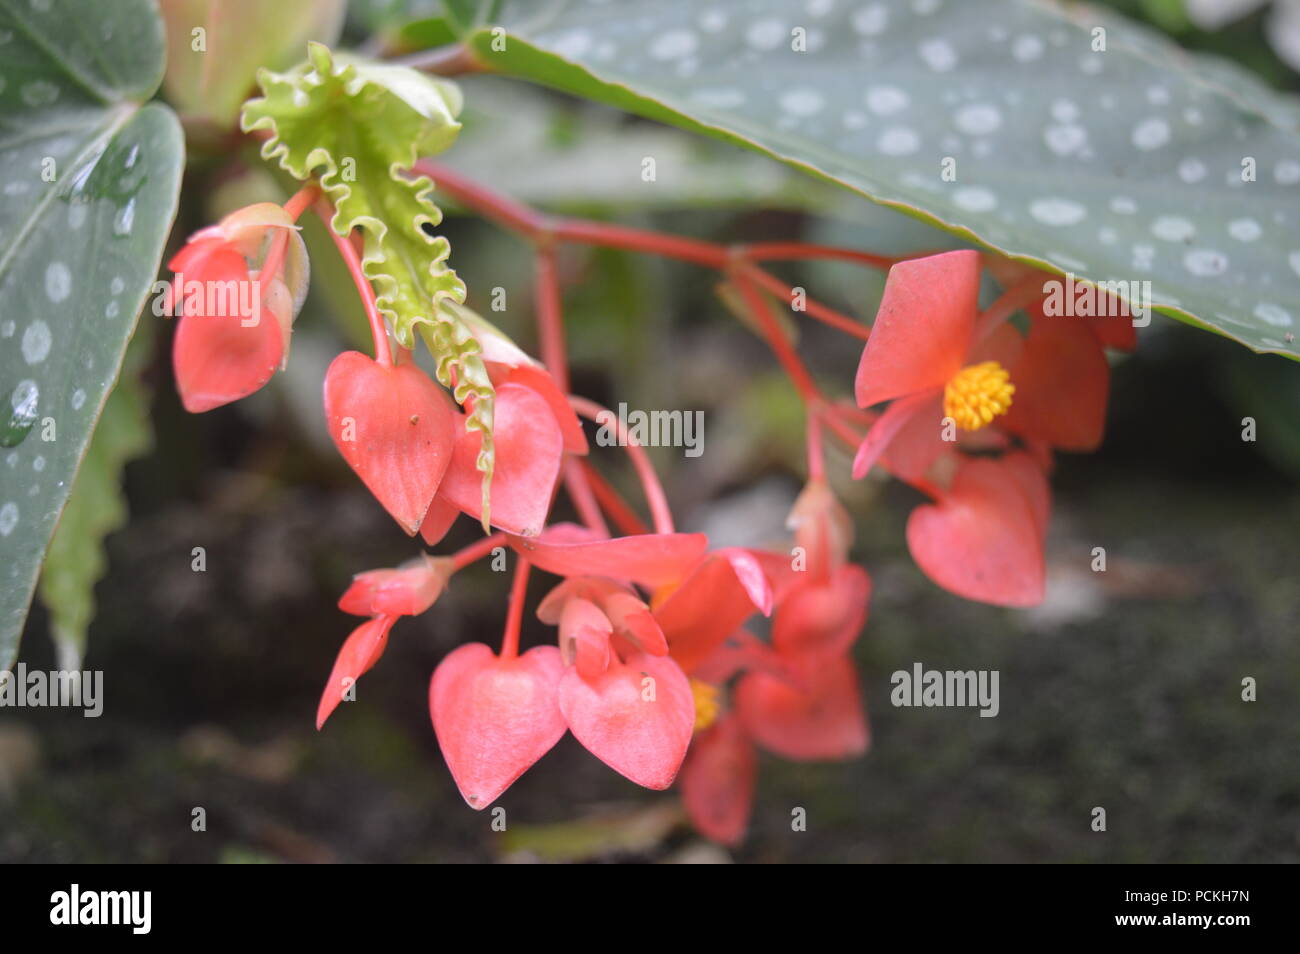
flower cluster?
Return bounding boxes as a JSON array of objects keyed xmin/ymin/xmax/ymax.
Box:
[{"xmin": 169, "ymin": 174, "xmax": 1133, "ymax": 845}]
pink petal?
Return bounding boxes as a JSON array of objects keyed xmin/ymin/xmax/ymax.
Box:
[
  {"xmin": 735, "ymin": 655, "xmax": 869, "ymax": 761},
  {"xmin": 429, "ymin": 643, "xmax": 567, "ymax": 809},
  {"xmin": 324, "ymin": 352, "xmax": 456, "ymax": 534},
  {"xmin": 906, "ymin": 456, "xmax": 1046, "ymax": 607},
  {"xmin": 510, "ymin": 523, "xmax": 708, "ymax": 588},
  {"xmin": 438, "ymin": 382, "xmax": 564, "ymax": 536},
  {"xmin": 316, "ymin": 615, "xmax": 396, "ymax": 730},
  {"xmin": 558, "ymin": 652, "xmax": 695, "ymax": 790},
  {"xmin": 680, "ymin": 714, "xmax": 757, "ymax": 846},
  {"xmin": 855, "ymin": 250, "xmax": 981, "ymax": 408}
]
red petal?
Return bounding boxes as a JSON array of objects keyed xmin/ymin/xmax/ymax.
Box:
[
  {"xmin": 338, "ymin": 558, "xmax": 449, "ymax": 617},
  {"xmin": 771, "ymin": 564, "xmax": 871, "ymax": 662},
  {"xmin": 429, "ymin": 643, "xmax": 567, "ymax": 809},
  {"xmin": 418, "ymin": 494, "xmax": 461, "ymax": 546},
  {"xmin": 438, "ymin": 382, "xmax": 563, "ymax": 537},
  {"xmin": 171, "ymin": 246, "xmax": 283, "ymax": 413},
  {"xmin": 504, "ymin": 364, "xmax": 588, "ymax": 455},
  {"xmin": 602, "ymin": 592, "xmax": 668, "ymax": 656},
  {"xmin": 511, "ymin": 523, "xmax": 708, "ymax": 588},
  {"xmin": 558, "ymin": 597, "xmax": 613, "ymax": 682},
  {"xmin": 854, "ymin": 250, "xmax": 981, "ymax": 408},
  {"xmin": 906, "ymin": 456, "xmax": 1045, "ymax": 607},
  {"xmin": 680, "ymin": 714, "xmax": 757, "ymax": 846},
  {"xmin": 316, "ymin": 615, "xmax": 396, "ymax": 730},
  {"xmin": 735, "ymin": 656, "xmax": 869, "ymax": 761},
  {"xmin": 558, "ymin": 651, "xmax": 695, "ymax": 790},
  {"xmin": 655, "ymin": 549, "xmax": 774, "ymax": 674},
  {"xmin": 324, "ymin": 352, "xmax": 456, "ymax": 534},
  {"xmin": 1001, "ymin": 316, "xmax": 1110, "ymax": 451},
  {"xmin": 852, "ymin": 389, "xmax": 941, "ymax": 480}
]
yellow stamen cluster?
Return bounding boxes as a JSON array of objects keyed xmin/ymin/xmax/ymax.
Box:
[
  {"xmin": 690, "ymin": 679, "xmax": 720, "ymax": 732},
  {"xmin": 943, "ymin": 361, "xmax": 1015, "ymax": 431}
]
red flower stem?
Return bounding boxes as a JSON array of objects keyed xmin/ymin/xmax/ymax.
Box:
[
  {"xmin": 315, "ymin": 200, "xmax": 392, "ymax": 367},
  {"xmin": 737, "ymin": 242, "xmax": 896, "ymax": 271},
  {"xmin": 451, "ymin": 531, "xmax": 508, "ymax": 571},
  {"xmin": 534, "ymin": 248, "xmax": 569, "ymax": 393},
  {"xmin": 731, "ymin": 276, "xmax": 824, "ymax": 407},
  {"xmin": 569, "ymin": 396, "xmax": 676, "ymax": 535},
  {"xmin": 578, "ymin": 460, "xmax": 650, "ymax": 536},
  {"xmin": 973, "ymin": 277, "xmax": 1046, "ymax": 343},
  {"xmin": 550, "ymin": 218, "xmax": 730, "ymax": 269},
  {"xmin": 257, "ymin": 184, "xmax": 322, "ymax": 284},
  {"xmin": 499, "ymin": 557, "xmax": 532, "ymax": 660},
  {"xmin": 738, "ymin": 264, "xmax": 870, "ymax": 342},
  {"xmin": 806, "ymin": 409, "xmax": 826, "ymax": 482},
  {"xmin": 418, "ymin": 161, "xmax": 891, "ymax": 346},
  {"xmin": 562, "ymin": 458, "xmax": 610, "ymax": 537},
  {"xmin": 819, "ymin": 405, "xmax": 868, "ymax": 450},
  {"xmin": 415, "ymin": 160, "xmax": 548, "ymax": 238},
  {"xmin": 283, "ymin": 183, "xmax": 321, "ymax": 222}
]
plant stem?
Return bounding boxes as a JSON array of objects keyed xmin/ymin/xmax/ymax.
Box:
[
  {"xmin": 416, "ymin": 160, "xmax": 548, "ymax": 238},
  {"xmin": 551, "ymin": 218, "xmax": 729, "ymax": 269},
  {"xmin": 739, "ymin": 264, "xmax": 871, "ymax": 342},
  {"xmin": 737, "ymin": 241, "xmax": 896, "ymax": 271},
  {"xmin": 562, "ymin": 459, "xmax": 610, "ymax": 537},
  {"xmin": 499, "ymin": 558, "xmax": 532, "ymax": 660},
  {"xmin": 451, "ymin": 532, "xmax": 507, "ymax": 571},
  {"xmin": 730, "ymin": 276, "xmax": 824, "ymax": 407},
  {"xmin": 578, "ymin": 460, "xmax": 650, "ymax": 536},
  {"xmin": 315, "ymin": 200, "xmax": 392, "ymax": 367},
  {"xmin": 569, "ymin": 396, "xmax": 676, "ymax": 535},
  {"xmin": 534, "ymin": 248, "xmax": 569, "ymax": 392}
]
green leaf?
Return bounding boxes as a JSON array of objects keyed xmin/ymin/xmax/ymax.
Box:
[
  {"xmin": 458, "ymin": 0, "xmax": 1300, "ymax": 360},
  {"xmin": 37, "ymin": 327, "xmax": 153, "ymax": 669},
  {"xmin": 241, "ymin": 42, "xmax": 498, "ymax": 522},
  {"xmin": 0, "ymin": 0, "xmax": 184, "ymax": 669},
  {"xmin": 158, "ymin": 0, "xmax": 347, "ymax": 130},
  {"xmin": 444, "ymin": 75, "xmax": 840, "ymax": 212}
]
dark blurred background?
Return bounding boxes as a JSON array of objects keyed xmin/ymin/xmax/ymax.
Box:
[{"xmin": 2, "ymin": 0, "xmax": 1298, "ymax": 862}]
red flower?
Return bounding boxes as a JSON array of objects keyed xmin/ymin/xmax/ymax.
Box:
[
  {"xmin": 169, "ymin": 203, "xmax": 307, "ymax": 413},
  {"xmin": 849, "ymin": 250, "xmax": 1132, "ymax": 607},
  {"xmin": 430, "ymin": 642, "xmax": 567, "ymax": 809},
  {"xmin": 324, "ymin": 351, "xmax": 458, "ymax": 535}
]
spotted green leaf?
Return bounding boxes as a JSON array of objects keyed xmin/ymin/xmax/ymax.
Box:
[
  {"xmin": 0, "ymin": 0, "xmax": 184, "ymax": 669},
  {"xmin": 455, "ymin": 0, "xmax": 1300, "ymax": 359},
  {"xmin": 37, "ymin": 328, "xmax": 153, "ymax": 669},
  {"xmin": 241, "ymin": 42, "xmax": 498, "ymax": 522}
]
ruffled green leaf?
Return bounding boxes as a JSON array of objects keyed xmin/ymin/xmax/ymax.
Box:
[{"xmin": 240, "ymin": 42, "xmax": 497, "ymax": 522}]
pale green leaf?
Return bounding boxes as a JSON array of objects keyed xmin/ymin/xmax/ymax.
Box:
[{"xmin": 456, "ymin": 0, "xmax": 1300, "ymax": 359}]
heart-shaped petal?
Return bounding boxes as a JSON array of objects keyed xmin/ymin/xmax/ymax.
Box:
[
  {"xmin": 906, "ymin": 456, "xmax": 1045, "ymax": 607},
  {"xmin": 771, "ymin": 564, "xmax": 871, "ymax": 662},
  {"xmin": 503, "ymin": 364, "xmax": 587, "ymax": 455},
  {"xmin": 735, "ymin": 656, "xmax": 868, "ymax": 761},
  {"xmin": 172, "ymin": 245, "xmax": 284, "ymax": 413},
  {"xmin": 438, "ymin": 382, "xmax": 563, "ymax": 537},
  {"xmin": 558, "ymin": 651, "xmax": 694, "ymax": 790},
  {"xmin": 680, "ymin": 714, "xmax": 757, "ymax": 846},
  {"xmin": 316, "ymin": 615, "xmax": 396, "ymax": 730},
  {"xmin": 429, "ymin": 643, "xmax": 567, "ymax": 809},
  {"xmin": 324, "ymin": 351, "xmax": 456, "ymax": 534}
]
